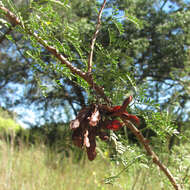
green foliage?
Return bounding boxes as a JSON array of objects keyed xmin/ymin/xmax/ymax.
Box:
[
  {"xmin": 0, "ymin": 117, "xmax": 20, "ymax": 132},
  {"xmin": 147, "ymin": 111, "xmax": 178, "ymax": 139},
  {"xmin": 1, "ymin": 0, "xmax": 145, "ymax": 103},
  {"xmin": 0, "ymin": 2, "xmax": 190, "ymax": 188},
  {"xmin": 0, "ymin": 0, "xmax": 189, "ymax": 112},
  {"xmin": 125, "ymin": 11, "xmax": 143, "ymax": 29},
  {"xmin": 0, "ymin": 108, "xmax": 20, "ymax": 132}
]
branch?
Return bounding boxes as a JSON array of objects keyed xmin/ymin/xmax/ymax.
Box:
[
  {"xmin": 121, "ymin": 117, "xmax": 182, "ymax": 190},
  {"xmin": 0, "ymin": 4, "xmax": 111, "ymax": 104},
  {"xmin": 0, "ymin": 6, "xmax": 20, "ymax": 26},
  {"xmin": 87, "ymin": 0, "xmax": 107, "ymax": 73},
  {"xmin": 160, "ymin": 0, "xmax": 168, "ymax": 10},
  {"xmin": 1, "ymin": 4, "xmax": 182, "ymax": 189},
  {"xmin": 0, "ymin": 5, "xmax": 85, "ymax": 78}
]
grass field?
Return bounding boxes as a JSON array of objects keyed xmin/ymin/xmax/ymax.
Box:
[{"xmin": 0, "ymin": 138, "xmax": 189, "ymax": 190}]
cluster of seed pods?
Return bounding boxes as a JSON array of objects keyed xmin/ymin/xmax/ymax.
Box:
[{"xmin": 70, "ymin": 96, "xmax": 140, "ymax": 161}]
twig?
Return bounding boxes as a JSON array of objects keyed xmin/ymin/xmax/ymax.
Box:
[
  {"xmin": 160, "ymin": 0, "xmax": 168, "ymax": 10},
  {"xmin": 87, "ymin": 0, "xmax": 107, "ymax": 73},
  {"xmin": 0, "ymin": 6, "xmax": 20, "ymax": 26},
  {"xmin": 0, "ymin": 4, "xmax": 183, "ymax": 190},
  {"xmin": 121, "ymin": 117, "xmax": 182, "ymax": 190},
  {"xmin": 0, "ymin": 4, "xmax": 111, "ymax": 104},
  {"xmin": 104, "ymin": 155, "xmax": 142, "ymax": 184}
]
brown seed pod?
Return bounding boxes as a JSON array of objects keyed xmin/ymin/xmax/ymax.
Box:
[
  {"xmin": 83, "ymin": 130, "xmax": 90, "ymax": 147},
  {"xmin": 72, "ymin": 127, "xmax": 83, "ymax": 148},
  {"xmin": 86, "ymin": 138, "xmax": 97, "ymax": 161},
  {"xmin": 88, "ymin": 105, "xmax": 101, "ymax": 127},
  {"xmin": 70, "ymin": 107, "xmax": 91, "ymax": 130}
]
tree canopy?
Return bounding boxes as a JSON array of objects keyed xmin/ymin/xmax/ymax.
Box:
[
  {"xmin": 0, "ymin": 0, "xmax": 189, "ymax": 125},
  {"xmin": 1, "ymin": 0, "xmax": 190, "ymax": 189}
]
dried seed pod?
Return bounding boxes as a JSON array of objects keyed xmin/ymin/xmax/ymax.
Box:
[
  {"xmin": 88, "ymin": 105, "xmax": 100, "ymax": 127},
  {"xmin": 83, "ymin": 130, "xmax": 90, "ymax": 147},
  {"xmin": 73, "ymin": 137, "xmax": 83, "ymax": 148},
  {"xmin": 106, "ymin": 120, "xmax": 123, "ymax": 131},
  {"xmin": 72, "ymin": 128, "xmax": 83, "ymax": 148},
  {"xmin": 86, "ymin": 138, "xmax": 97, "ymax": 161},
  {"xmin": 85, "ymin": 127, "xmax": 98, "ymax": 161},
  {"xmin": 122, "ymin": 112, "xmax": 140, "ymax": 126},
  {"xmin": 70, "ymin": 119, "xmax": 80, "ymax": 130},
  {"xmin": 70, "ymin": 107, "xmax": 91, "ymax": 130}
]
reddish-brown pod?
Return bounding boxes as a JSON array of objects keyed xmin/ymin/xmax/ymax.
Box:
[{"xmin": 106, "ymin": 120, "xmax": 123, "ymax": 131}]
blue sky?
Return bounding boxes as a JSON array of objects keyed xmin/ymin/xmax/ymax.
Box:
[{"xmin": 1, "ymin": 0, "xmax": 190, "ymax": 127}]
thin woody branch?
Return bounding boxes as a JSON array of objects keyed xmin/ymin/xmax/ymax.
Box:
[
  {"xmin": 0, "ymin": 6, "xmax": 20, "ymax": 26},
  {"xmin": 0, "ymin": 4, "xmax": 182, "ymax": 190},
  {"xmin": 121, "ymin": 117, "xmax": 182, "ymax": 190},
  {"xmin": 0, "ymin": 4, "xmax": 111, "ymax": 104},
  {"xmin": 87, "ymin": 0, "xmax": 107, "ymax": 73},
  {"xmin": 0, "ymin": 5, "xmax": 86, "ymax": 78}
]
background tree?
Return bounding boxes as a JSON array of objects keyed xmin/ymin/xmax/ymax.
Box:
[
  {"xmin": 0, "ymin": 0, "xmax": 190, "ymax": 189},
  {"xmin": 0, "ymin": 0, "xmax": 189, "ymax": 126}
]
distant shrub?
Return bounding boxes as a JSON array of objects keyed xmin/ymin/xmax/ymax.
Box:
[{"xmin": 0, "ymin": 108, "xmax": 21, "ymax": 133}]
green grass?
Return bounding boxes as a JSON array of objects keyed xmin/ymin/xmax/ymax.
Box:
[
  {"xmin": 0, "ymin": 108, "xmax": 189, "ymax": 189},
  {"xmin": 0, "ymin": 139, "xmax": 189, "ymax": 190}
]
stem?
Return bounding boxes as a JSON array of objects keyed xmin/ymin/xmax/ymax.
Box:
[
  {"xmin": 121, "ymin": 117, "xmax": 182, "ymax": 190},
  {"xmin": 87, "ymin": 0, "xmax": 107, "ymax": 73},
  {"xmin": 0, "ymin": 4, "xmax": 111, "ymax": 104},
  {"xmin": 0, "ymin": 4, "xmax": 182, "ymax": 189}
]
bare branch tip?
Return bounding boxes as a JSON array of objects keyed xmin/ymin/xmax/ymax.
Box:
[{"xmin": 87, "ymin": 0, "xmax": 107, "ymax": 73}]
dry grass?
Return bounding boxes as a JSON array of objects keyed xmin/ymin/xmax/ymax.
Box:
[
  {"xmin": 0, "ymin": 139, "xmax": 189, "ymax": 190},
  {"xmin": 0, "ymin": 140, "xmax": 116, "ymax": 190}
]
